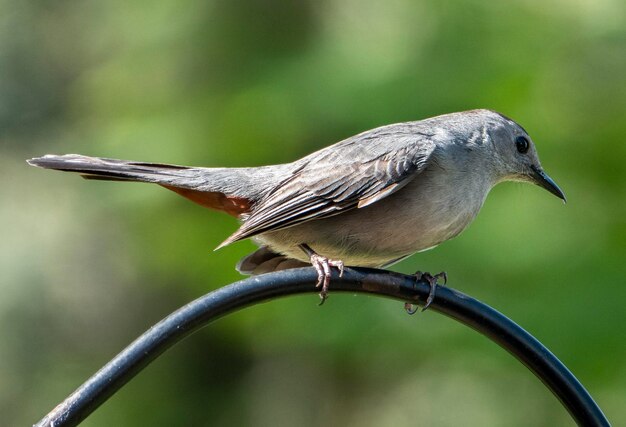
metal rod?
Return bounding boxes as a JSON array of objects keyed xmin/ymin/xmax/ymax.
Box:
[{"xmin": 34, "ymin": 267, "xmax": 610, "ymax": 427}]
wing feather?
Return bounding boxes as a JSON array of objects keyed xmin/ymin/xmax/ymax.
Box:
[{"xmin": 218, "ymin": 124, "xmax": 436, "ymax": 247}]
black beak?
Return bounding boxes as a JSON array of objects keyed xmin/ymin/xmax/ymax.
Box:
[{"xmin": 530, "ymin": 165, "xmax": 566, "ymax": 202}]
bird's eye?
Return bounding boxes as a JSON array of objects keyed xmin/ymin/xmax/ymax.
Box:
[{"xmin": 515, "ymin": 136, "xmax": 530, "ymax": 154}]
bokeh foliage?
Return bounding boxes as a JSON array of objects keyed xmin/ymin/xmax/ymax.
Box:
[{"xmin": 1, "ymin": 0, "xmax": 625, "ymax": 425}]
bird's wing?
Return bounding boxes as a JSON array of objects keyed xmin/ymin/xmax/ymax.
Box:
[{"xmin": 219, "ymin": 124, "xmax": 436, "ymax": 247}]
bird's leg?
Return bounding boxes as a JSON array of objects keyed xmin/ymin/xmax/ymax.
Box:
[
  {"xmin": 404, "ymin": 270, "xmax": 448, "ymax": 314},
  {"xmin": 299, "ymin": 244, "xmax": 344, "ymax": 305}
]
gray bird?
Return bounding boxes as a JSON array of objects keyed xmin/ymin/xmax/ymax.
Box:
[{"xmin": 27, "ymin": 109, "xmax": 565, "ymax": 307}]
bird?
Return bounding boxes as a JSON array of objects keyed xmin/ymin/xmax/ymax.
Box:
[{"xmin": 27, "ymin": 109, "xmax": 565, "ymax": 308}]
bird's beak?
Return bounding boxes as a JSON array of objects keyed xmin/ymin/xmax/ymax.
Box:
[{"xmin": 530, "ymin": 165, "xmax": 566, "ymax": 202}]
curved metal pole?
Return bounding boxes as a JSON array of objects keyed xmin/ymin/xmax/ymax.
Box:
[{"xmin": 34, "ymin": 267, "xmax": 610, "ymax": 427}]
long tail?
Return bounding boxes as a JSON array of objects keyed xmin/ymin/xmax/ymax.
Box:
[
  {"xmin": 27, "ymin": 154, "xmax": 200, "ymax": 183},
  {"xmin": 27, "ymin": 154, "xmax": 256, "ymax": 217}
]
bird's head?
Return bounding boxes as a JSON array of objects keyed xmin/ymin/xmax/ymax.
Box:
[{"xmin": 485, "ymin": 111, "xmax": 566, "ymax": 202}]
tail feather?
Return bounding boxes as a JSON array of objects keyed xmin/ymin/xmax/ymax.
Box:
[
  {"xmin": 27, "ymin": 154, "xmax": 192, "ymax": 184},
  {"xmin": 27, "ymin": 154, "xmax": 254, "ymax": 219},
  {"xmin": 27, "ymin": 154, "xmax": 294, "ymax": 238}
]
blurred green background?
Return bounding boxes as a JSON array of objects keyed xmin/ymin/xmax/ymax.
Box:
[{"xmin": 1, "ymin": 0, "xmax": 625, "ymax": 425}]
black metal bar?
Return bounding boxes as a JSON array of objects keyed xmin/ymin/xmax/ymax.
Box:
[{"xmin": 34, "ymin": 267, "xmax": 610, "ymax": 427}]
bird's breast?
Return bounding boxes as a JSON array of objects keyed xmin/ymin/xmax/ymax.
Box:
[{"xmin": 256, "ymin": 168, "xmax": 490, "ymax": 267}]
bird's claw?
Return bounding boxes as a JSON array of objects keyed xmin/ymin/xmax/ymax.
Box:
[
  {"xmin": 405, "ymin": 270, "xmax": 448, "ymax": 314},
  {"xmin": 310, "ymin": 254, "xmax": 344, "ymax": 305}
]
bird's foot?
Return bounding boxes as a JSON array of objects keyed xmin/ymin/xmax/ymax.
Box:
[
  {"xmin": 299, "ymin": 244, "xmax": 344, "ymax": 305},
  {"xmin": 310, "ymin": 254, "xmax": 344, "ymax": 305},
  {"xmin": 404, "ymin": 270, "xmax": 447, "ymax": 314}
]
